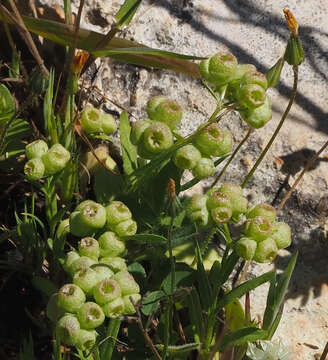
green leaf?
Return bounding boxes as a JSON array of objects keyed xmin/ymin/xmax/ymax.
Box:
[
  {"xmin": 218, "ymin": 327, "xmax": 268, "ymax": 351},
  {"xmin": 216, "ymin": 271, "xmax": 275, "ymax": 311},
  {"xmin": 0, "ymin": 15, "xmax": 201, "ymax": 77},
  {"xmin": 195, "ymin": 240, "xmax": 212, "ymax": 309},
  {"xmin": 215, "ymin": 251, "xmax": 239, "ymax": 289},
  {"xmin": 119, "ymin": 111, "xmax": 138, "ymax": 175},
  {"xmin": 115, "ymin": 0, "xmax": 142, "ymax": 28},
  {"xmin": 123, "ymin": 233, "xmax": 167, "ymax": 245},
  {"xmin": 142, "ymin": 290, "xmax": 165, "ymax": 315},
  {"xmin": 155, "ymin": 342, "xmax": 200, "ymax": 354},
  {"xmin": 31, "ymin": 276, "xmax": 57, "ymax": 297},
  {"xmin": 225, "ymin": 299, "xmax": 245, "ymax": 331},
  {"xmin": 187, "ymin": 288, "xmax": 204, "ymax": 343},
  {"xmin": 127, "ymin": 262, "xmax": 147, "ymax": 287},
  {"xmin": 0, "ymin": 84, "xmax": 15, "ymax": 126},
  {"xmin": 161, "ymin": 264, "xmax": 194, "ymax": 295},
  {"xmin": 262, "ymin": 252, "xmax": 298, "ymax": 331}
]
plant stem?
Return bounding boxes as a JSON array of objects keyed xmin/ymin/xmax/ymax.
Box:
[
  {"xmin": 101, "ymin": 318, "xmax": 121, "ymax": 360},
  {"xmin": 241, "ymin": 66, "xmax": 299, "ymax": 188},
  {"xmin": 277, "ymin": 137, "xmax": 328, "ymax": 213},
  {"xmin": 211, "ymin": 128, "xmax": 252, "ymax": 188}
]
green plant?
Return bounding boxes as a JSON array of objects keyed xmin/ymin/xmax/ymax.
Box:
[{"xmin": 0, "ymin": 2, "xmax": 309, "ymax": 359}]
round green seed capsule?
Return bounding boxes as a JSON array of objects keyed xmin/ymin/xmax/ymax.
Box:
[
  {"xmin": 106, "ymin": 201, "xmax": 132, "ymax": 228},
  {"xmin": 58, "ymin": 283, "xmax": 86, "ymax": 313},
  {"xmin": 211, "ymin": 206, "xmax": 232, "ymax": 224},
  {"xmin": 123, "ymin": 293, "xmax": 141, "ymax": 315},
  {"xmin": 46, "ymin": 293, "xmax": 65, "ymax": 322},
  {"xmin": 93, "ymin": 264, "xmax": 114, "ymax": 281},
  {"xmin": 99, "ymin": 256, "xmax": 127, "ymax": 273},
  {"xmin": 42, "ymin": 143, "xmax": 71, "ymax": 175},
  {"xmin": 93, "ymin": 278, "xmax": 121, "ymax": 305},
  {"xmin": 240, "ymin": 95, "xmax": 272, "ymax": 129},
  {"xmin": 75, "ymin": 329, "xmax": 97, "ymax": 351},
  {"xmin": 56, "ymin": 218, "xmax": 70, "ymax": 241},
  {"xmin": 70, "ymin": 201, "xmax": 106, "ymax": 237},
  {"xmin": 114, "ymin": 219, "xmax": 137, "ymax": 237},
  {"xmin": 235, "ymin": 237, "xmax": 257, "ymax": 260},
  {"xmin": 142, "ymin": 121, "xmax": 173, "ymax": 155},
  {"xmin": 81, "ymin": 105, "xmax": 102, "ymax": 134},
  {"xmin": 231, "ymin": 196, "xmax": 248, "ymax": 220},
  {"xmin": 173, "ymin": 144, "xmax": 202, "ymax": 170},
  {"xmin": 63, "ymin": 251, "xmax": 80, "ymax": 275},
  {"xmin": 98, "ymin": 231, "xmax": 126, "ymax": 257},
  {"xmin": 237, "ymin": 84, "xmax": 266, "ymax": 110},
  {"xmin": 77, "ymin": 302, "xmax": 105, "ymax": 329},
  {"xmin": 207, "ymin": 190, "xmax": 232, "ymax": 211},
  {"xmin": 151, "ymin": 99, "xmax": 183, "ymax": 130},
  {"xmin": 24, "ymin": 158, "xmax": 45, "ymax": 180},
  {"xmin": 112, "ymin": 271, "xmax": 140, "ymax": 296},
  {"xmin": 244, "ymin": 216, "xmax": 272, "ymax": 242},
  {"xmin": 146, "ymin": 96, "xmax": 167, "ymax": 120},
  {"xmin": 187, "ymin": 194, "xmax": 208, "ymax": 213},
  {"xmin": 192, "ymin": 158, "xmax": 216, "ymax": 179},
  {"xmin": 247, "ymin": 203, "xmax": 277, "ymax": 223},
  {"xmin": 78, "ymin": 237, "xmax": 100, "ymax": 260},
  {"xmin": 270, "ymin": 222, "xmax": 291, "ymax": 249},
  {"xmin": 100, "ymin": 112, "xmax": 117, "ymax": 134},
  {"xmin": 188, "ymin": 208, "xmax": 209, "ymax": 227},
  {"xmin": 56, "ymin": 314, "xmax": 80, "ymax": 346},
  {"xmin": 25, "ymin": 139, "xmax": 48, "ymax": 160},
  {"xmin": 193, "ymin": 123, "xmax": 232, "ymax": 157},
  {"xmin": 102, "ymin": 297, "xmax": 125, "ymax": 318},
  {"xmin": 218, "ymin": 183, "xmax": 243, "ymax": 201},
  {"xmin": 70, "ymin": 256, "xmax": 97, "ymax": 274},
  {"xmin": 242, "ymin": 71, "xmax": 268, "ymax": 89},
  {"xmin": 130, "ymin": 119, "xmax": 152, "ymax": 145},
  {"xmin": 253, "ymin": 237, "xmax": 278, "ymax": 263},
  {"xmin": 73, "ymin": 268, "xmax": 100, "ymax": 296}
]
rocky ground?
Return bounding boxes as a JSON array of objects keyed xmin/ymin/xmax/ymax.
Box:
[{"xmin": 32, "ymin": 0, "xmax": 328, "ymax": 358}]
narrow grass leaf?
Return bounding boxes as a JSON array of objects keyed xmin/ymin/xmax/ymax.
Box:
[
  {"xmin": 195, "ymin": 239, "xmax": 212, "ymax": 309},
  {"xmin": 115, "ymin": 0, "xmax": 142, "ymax": 28},
  {"xmin": 187, "ymin": 288, "xmax": 204, "ymax": 343},
  {"xmin": 142, "ymin": 290, "xmax": 165, "ymax": 315},
  {"xmin": 218, "ymin": 327, "xmax": 268, "ymax": 351}
]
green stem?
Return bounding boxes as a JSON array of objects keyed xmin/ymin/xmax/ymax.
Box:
[
  {"xmin": 241, "ymin": 66, "xmax": 298, "ymax": 188},
  {"xmin": 101, "ymin": 318, "xmax": 121, "ymax": 360},
  {"xmin": 211, "ymin": 128, "xmax": 252, "ymax": 188}
]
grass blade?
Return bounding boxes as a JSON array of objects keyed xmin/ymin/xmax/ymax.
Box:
[{"xmin": 115, "ymin": 0, "xmax": 142, "ymax": 28}]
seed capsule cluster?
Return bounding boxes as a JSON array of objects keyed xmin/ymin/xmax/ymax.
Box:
[
  {"xmin": 199, "ymin": 52, "xmax": 273, "ymax": 129},
  {"xmin": 187, "ymin": 183, "xmax": 291, "ymax": 263},
  {"xmin": 24, "ymin": 140, "xmax": 71, "ymax": 180},
  {"xmin": 80, "ymin": 105, "xmax": 117, "ymax": 135},
  {"xmin": 48, "ymin": 201, "xmax": 140, "ymax": 350}
]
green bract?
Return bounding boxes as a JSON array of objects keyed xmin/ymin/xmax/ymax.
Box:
[
  {"xmin": 173, "ymin": 144, "xmax": 201, "ymax": 170},
  {"xmin": 193, "ymin": 123, "xmax": 232, "ymax": 157},
  {"xmin": 70, "ymin": 201, "xmax": 106, "ymax": 237},
  {"xmin": 25, "ymin": 139, "xmax": 48, "ymax": 160},
  {"xmin": 199, "ymin": 52, "xmax": 238, "ymax": 86},
  {"xmin": 58, "ymin": 284, "xmax": 86, "ymax": 313},
  {"xmin": 78, "ymin": 237, "xmax": 100, "ymax": 260},
  {"xmin": 93, "ymin": 278, "xmax": 121, "ymax": 305},
  {"xmin": 192, "ymin": 157, "xmax": 215, "ymax": 179},
  {"xmin": 24, "ymin": 158, "xmax": 45, "ymax": 181},
  {"xmin": 98, "ymin": 231, "xmax": 126, "ymax": 257},
  {"xmin": 77, "ymin": 302, "xmax": 105, "ymax": 329},
  {"xmin": 41, "ymin": 143, "xmax": 71, "ymax": 175}
]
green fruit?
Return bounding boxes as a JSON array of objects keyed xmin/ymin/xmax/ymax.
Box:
[
  {"xmin": 130, "ymin": 119, "xmax": 152, "ymax": 145},
  {"xmin": 102, "ymin": 297, "xmax": 125, "ymax": 318},
  {"xmin": 93, "ymin": 278, "xmax": 121, "ymax": 305},
  {"xmin": 237, "ymin": 84, "xmax": 266, "ymax": 110},
  {"xmin": 58, "ymin": 284, "xmax": 86, "ymax": 313},
  {"xmin": 192, "ymin": 158, "xmax": 216, "ymax": 179},
  {"xmin": 56, "ymin": 314, "xmax": 80, "ymax": 346},
  {"xmin": 142, "ymin": 121, "xmax": 173, "ymax": 155},
  {"xmin": 41, "ymin": 143, "xmax": 71, "ymax": 175},
  {"xmin": 24, "ymin": 158, "xmax": 45, "ymax": 181},
  {"xmin": 240, "ymin": 96, "xmax": 272, "ymax": 129},
  {"xmin": 151, "ymin": 99, "xmax": 183, "ymax": 130},
  {"xmin": 99, "ymin": 256, "xmax": 127, "ymax": 273},
  {"xmin": 75, "ymin": 329, "xmax": 97, "ymax": 351},
  {"xmin": 56, "ymin": 218, "xmax": 70, "ymax": 241},
  {"xmin": 193, "ymin": 123, "xmax": 232, "ymax": 157},
  {"xmin": 270, "ymin": 222, "xmax": 291, "ymax": 249},
  {"xmin": 247, "ymin": 203, "xmax": 276, "ymax": 223},
  {"xmin": 100, "ymin": 112, "xmax": 117, "ymax": 134},
  {"xmin": 218, "ymin": 183, "xmax": 243, "ymax": 200},
  {"xmin": 244, "ymin": 216, "xmax": 272, "ymax": 242},
  {"xmin": 114, "ymin": 219, "xmax": 137, "ymax": 237},
  {"xmin": 25, "ymin": 139, "xmax": 48, "ymax": 159},
  {"xmin": 63, "ymin": 251, "xmax": 80, "ymax": 275},
  {"xmin": 235, "ymin": 237, "xmax": 257, "ymax": 260},
  {"xmin": 46, "ymin": 293, "xmax": 65, "ymax": 322},
  {"xmin": 206, "ymin": 190, "xmax": 231, "ymax": 211},
  {"xmin": 146, "ymin": 96, "xmax": 167, "ymax": 120},
  {"xmin": 173, "ymin": 144, "xmax": 201, "ymax": 170},
  {"xmin": 253, "ymin": 237, "xmax": 278, "ymax": 263},
  {"xmin": 80, "ymin": 105, "xmax": 102, "ymax": 134},
  {"xmin": 70, "ymin": 256, "xmax": 97, "ymax": 274},
  {"xmin": 98, "ymin": 231, "xmax": 125, "ymax": 257},
  {"xmin": 93, "ymin": 264, "xmax": 114, "ymax": 281},
  {"xmin": 266, "ymin": 57, "xmax": 284, "ymax": 88},
  {"xmin": 189, "ymin": 208, "xmax": 209, "ymax": 227},
  {"xmin": 122, "ymin": 293, "xmax": 141, "ymax": 315},
  {"xmin": 70, "ymin": 201, "xmax": 106, "ymax": 237},
  {"xmin": 106, "ymin": 201, "xmax": 132, "ymax": 228},
  {"xmin": 73, "ymin": 268, "xmax": 100, "ymax": 296},
  {"xmin": 78, "ymin": 237, "xmax": 100, "ymax": 260},
  {"xmin": 77, "ymin": 302, "xmax": 105, "ymax": 329},
  {"xmin": 242, "ymin": 71, "xmax": 268, "ymax": 89},
  {"xmin": 211, "ymin": 206, "xmax": 232, "ymax": 224},
  {"xmin": 112, "ymin": 271, "xmax": 140, "ymax": 296},
  {"xmin": 285, "ymin": 35, "xmax": 304, "ymax": 66}
]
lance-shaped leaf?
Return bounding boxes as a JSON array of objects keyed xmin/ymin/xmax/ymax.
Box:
[
  {"xmin": 115, "ymin": 0, "xmax": 142, "ymax": 28},
  {"xmin": 0, "ymin": 15, "xmax": 202, "ymax": 77}
]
